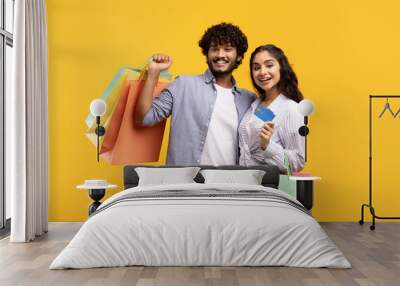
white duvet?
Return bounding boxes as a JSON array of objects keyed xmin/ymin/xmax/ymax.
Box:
[{"xmin": 50, "ymin": 183, "xmax": 351, "ymax": 269}]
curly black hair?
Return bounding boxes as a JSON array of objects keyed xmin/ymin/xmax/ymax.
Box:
[
  {"xmin": 198, "ymin": 23, "xmax": 248, "ymax": 66},
  {"xmin": 250, "ymin": 44, "xmax": 303, "ymax": 103}
]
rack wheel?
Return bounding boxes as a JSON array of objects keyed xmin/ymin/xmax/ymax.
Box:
[
  {"xmin": 370, "ymin": 225, "xmax": 375, "ymax": 231},
  {"xmin": 359, "ymin": 220, "xmax": 364, "ymax": 225}
]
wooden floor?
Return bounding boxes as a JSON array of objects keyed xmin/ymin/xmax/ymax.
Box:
[{"xmin": 0, "ymin": 222, "xmax": 399, "ymax": 286}]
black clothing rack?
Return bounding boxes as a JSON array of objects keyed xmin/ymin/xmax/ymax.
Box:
[{"xmin": 359, "ymin": 95, "xmax": 400, "ymax": 230}]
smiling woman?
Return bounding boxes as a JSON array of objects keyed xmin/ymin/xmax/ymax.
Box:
[{"xmin": 238, "ymin": 44, "xmax": 305, "ymax": 173}]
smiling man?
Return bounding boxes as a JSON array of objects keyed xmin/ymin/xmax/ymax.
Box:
[{"xmin": 135, "ymin": 23, "xmax": 255, "ymax": 166}]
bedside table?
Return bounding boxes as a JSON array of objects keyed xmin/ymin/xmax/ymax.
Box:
[
  {"xmin": 289, "ymin": 176, "xmax": 321, "ymax": 210},
  {"xmin": 77, "ymin": 180, "xmax": 117, "ymax": 216}
]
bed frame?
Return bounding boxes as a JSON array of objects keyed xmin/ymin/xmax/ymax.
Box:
[{"xmin": 123, "ymin": 165, "xmax": 280, "ymax": 190}]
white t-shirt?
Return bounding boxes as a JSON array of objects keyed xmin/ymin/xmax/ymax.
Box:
[{"xmin": 200, "ymin": 84, "xmax": 238, "ymax": 165}]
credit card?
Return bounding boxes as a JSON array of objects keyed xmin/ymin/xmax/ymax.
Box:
[{"xmin": 254, "ymin": 105, "xmax": 275, "ymax": 122}]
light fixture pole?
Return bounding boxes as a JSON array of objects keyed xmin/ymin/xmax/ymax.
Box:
[
  {"xmin": 297, "ymin": 99, "xmax": 315, "ymax": 162},
  {"xmin": 90, "ymin": 99, "xmax": 107, "ymax": 162}
]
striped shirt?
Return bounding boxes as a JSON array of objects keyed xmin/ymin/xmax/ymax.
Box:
[
  {"xmin": 142, "ymin": 70, "xmax": 255, "ymax": 165},
  {"xmin": 238, "ymin": 94, "xmax": 305, "ymax": 172}
]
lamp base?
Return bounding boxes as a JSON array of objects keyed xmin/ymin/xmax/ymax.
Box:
[
  {"xmin": 298, "ymin": 126, "xmax": 309, "ymax": 136},
  {"xmin": 95, "ymin": 126, "xmax": 106, "ymax": 136},
  {"xmin": 88, "ymin": 189, "xmax": 105, "ymax": 215}
]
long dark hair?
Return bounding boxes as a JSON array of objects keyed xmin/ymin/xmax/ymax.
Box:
[{"xmin": 250, "ymin": 44, "xmax": 303, "ymax": 103}]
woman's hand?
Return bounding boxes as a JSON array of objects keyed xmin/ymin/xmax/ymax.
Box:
[
  {"xmin": 260, "ymin": 122, "xmax": 274, "ymax": 150},
  {"xmin": 148, "ymin": 54, "xmax": 173, "ymax": 73}
]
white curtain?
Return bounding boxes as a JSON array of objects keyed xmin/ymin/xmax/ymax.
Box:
[{"xmin": 7, "ymin": 0, "xmax": 48, "ymax": 242}]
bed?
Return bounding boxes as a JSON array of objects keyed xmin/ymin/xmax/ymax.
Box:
[{"xmin": 50, "ymin": 165, "xmax": 350, "ymax": 269}]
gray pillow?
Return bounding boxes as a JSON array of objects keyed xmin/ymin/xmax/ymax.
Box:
[
  {"xmin": 200, "ymin": 169, "xmax": 266, "ymax": 185},
  {"xmin": 135, "ymin": 167, "xmax": 201, "ymax": 186}
]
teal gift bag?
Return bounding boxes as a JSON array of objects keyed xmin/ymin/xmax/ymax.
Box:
[
  {"xmin": 278, "ymin": 175, "xmax": 296, "ymax": 197},
  {"xmin": 278, "ymin": 153, "xmax": 296, "ymax": 197}
]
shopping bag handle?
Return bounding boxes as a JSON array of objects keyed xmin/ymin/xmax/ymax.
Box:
[
  {"xmin": 126, "ymin": 67, "xmax": 173, "ymax": 81},
  {"xmin": 133, "ymin": 59, "xmax": 173, "ymax": 81}
]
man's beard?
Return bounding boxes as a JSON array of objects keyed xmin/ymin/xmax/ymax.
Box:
[{"xmin": 207, "ymin": 58, "xmax": 238, "ymax": 77}]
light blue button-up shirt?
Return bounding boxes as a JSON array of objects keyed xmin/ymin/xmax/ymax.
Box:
[{"xmin": 142, "ymin": 70, "xmax": 256, "ymax": 165}]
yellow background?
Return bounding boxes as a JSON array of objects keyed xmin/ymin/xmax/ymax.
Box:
[{"xmin": 46, "ymin": 0, "xmax": 400, "ymax": 221}]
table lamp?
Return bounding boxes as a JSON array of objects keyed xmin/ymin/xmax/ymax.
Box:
[
  {"xmin": 89, "ymin": 99, "xmax": 107, "ymax": 162},
  {"xmin": 297, "ymin": 99, "xmax": 315, "ymax": 162}
]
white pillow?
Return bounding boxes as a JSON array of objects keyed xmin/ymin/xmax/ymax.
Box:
[
  {"xmin": 200, "ymin": 169, "xmax": 266, "ymax": 185},
  {"xmin": 135, "ymin": 167, "xmax": 200, "ymax": 186}
]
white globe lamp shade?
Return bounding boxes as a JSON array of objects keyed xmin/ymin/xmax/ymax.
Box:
[
  {"xmin": 298, "ymin": 99, "xmax": 315, "ymax": 116},
  {"xmin": 90, "ymin": 99, "xmax": 106, "ymax": 117}
]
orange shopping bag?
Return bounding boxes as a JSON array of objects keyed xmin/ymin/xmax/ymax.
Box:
[
  {"xmin": 85, "ymin": 68, "xmax": 129, "ymax": 148},
  {"xmin": 86, "ymin": 67, "xmax": 172, "ymax": 164}
]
